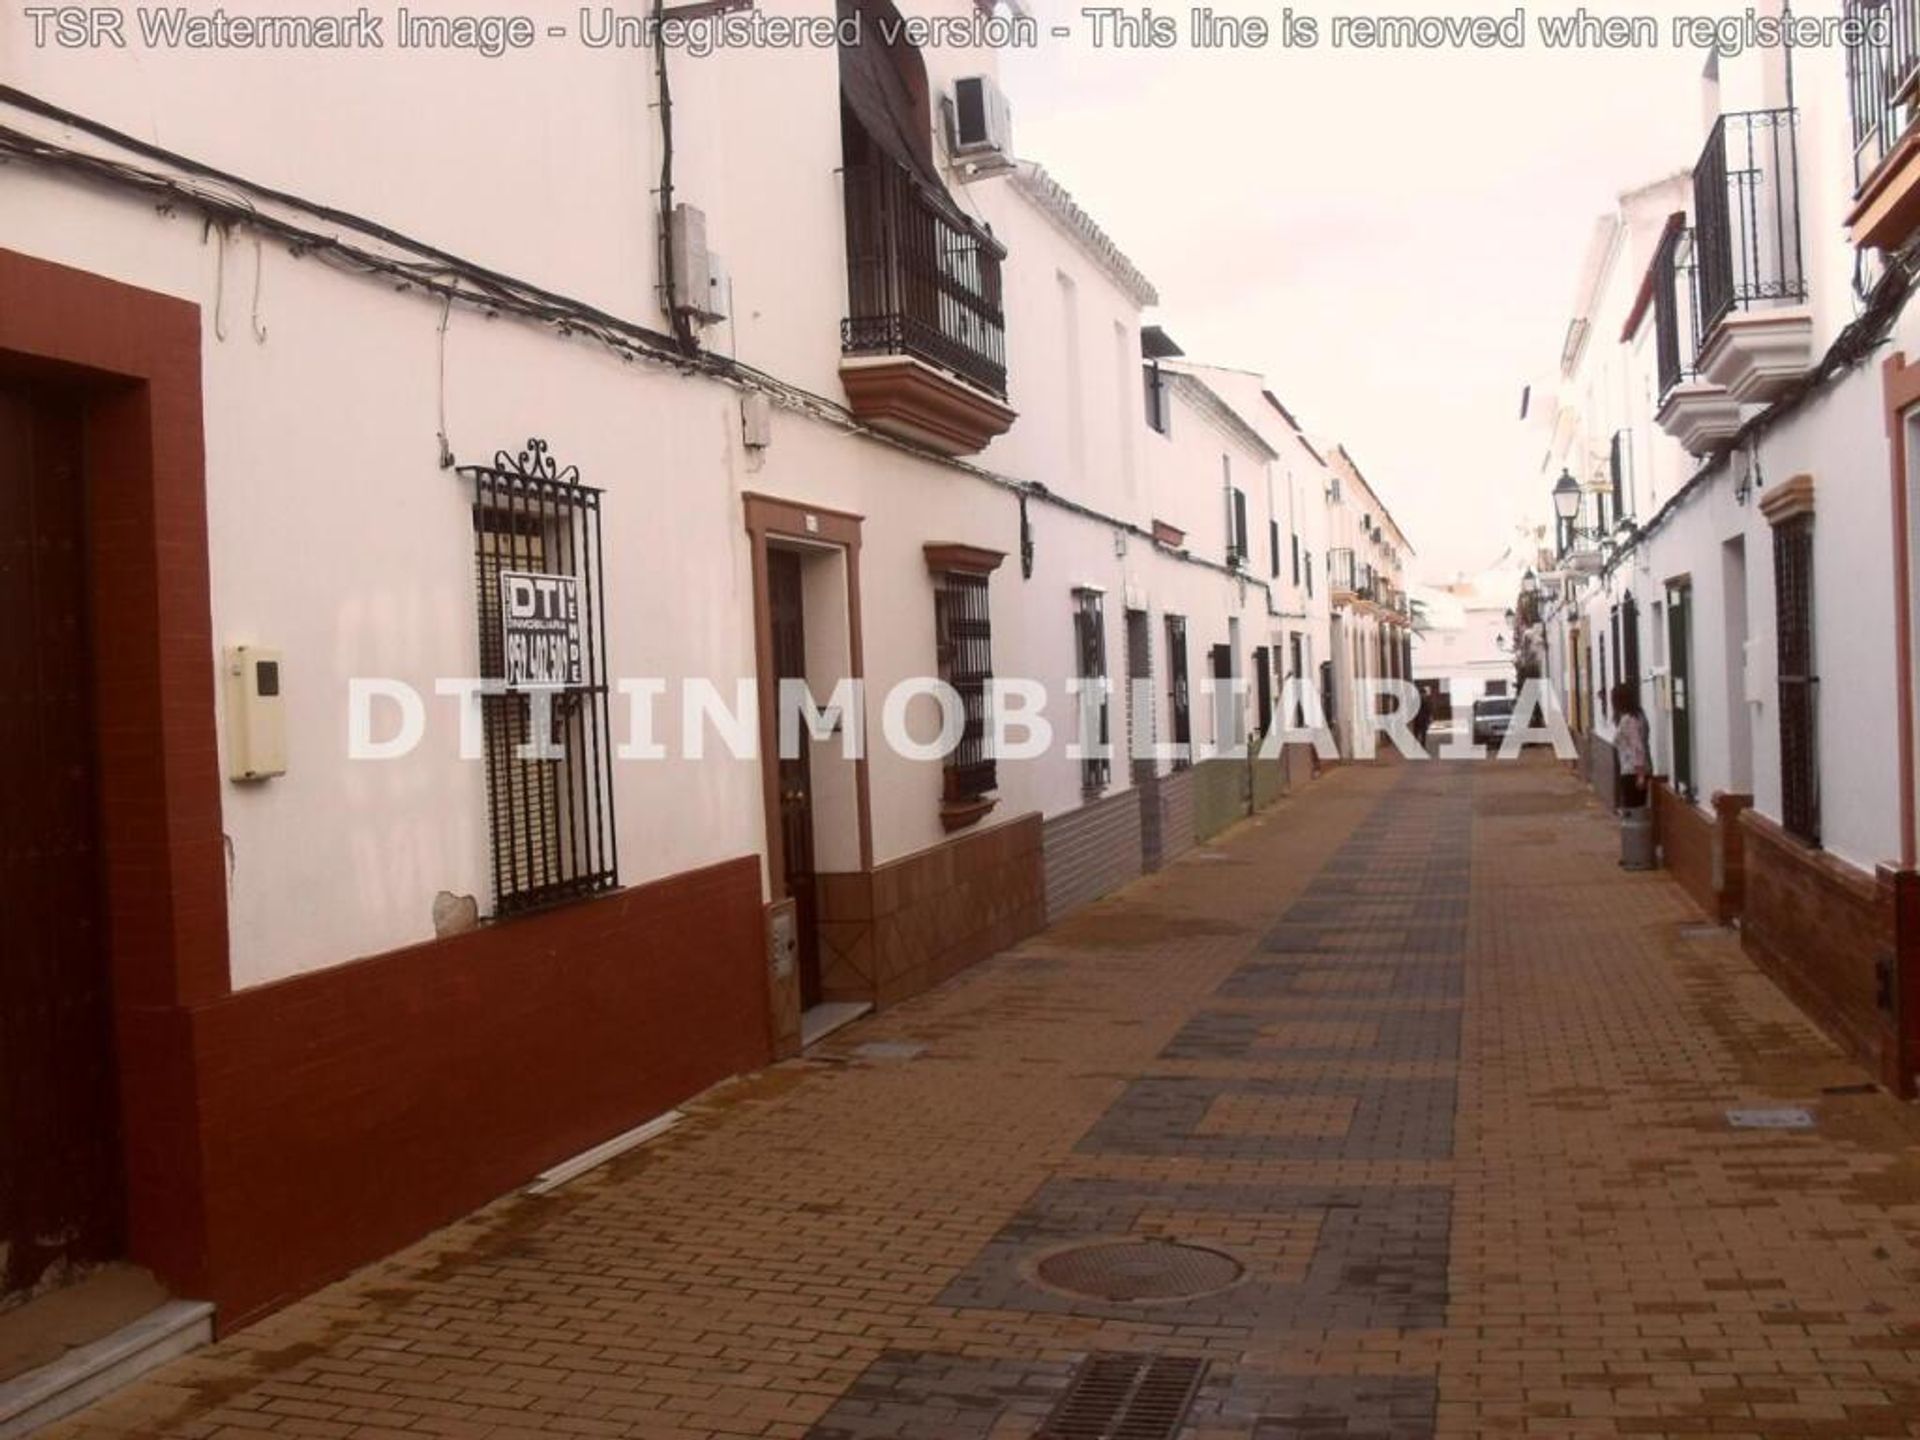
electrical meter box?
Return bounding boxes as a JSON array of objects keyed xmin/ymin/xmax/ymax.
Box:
[{"xmin": 225, "ymin": 645, "xmax": 287, "ymax": 781}]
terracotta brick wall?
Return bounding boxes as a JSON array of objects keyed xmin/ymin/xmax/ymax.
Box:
[
  {"xmin": 1712, "ymin": 793, "xmax": 1753, "ymax": 924},
  {"xmin": 1740, "ymin": 811, "xmax": 1892, "ymax": 1075},
  {"xmin": 1653, "ymin": 782, "xmax": 1717, "ymax": 921}
]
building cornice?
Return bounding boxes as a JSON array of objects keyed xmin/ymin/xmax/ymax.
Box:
[
  {"xmin": 1167, "ymin": 371, "xmax": 1281, "ymax": 462},
  {"xmin": 1331, "ymin": 444, "xmax": 1415, "ymax": 557},
  {"xmin": 1010, "ymin": 162, "xmax": 1159, "ymax": 308}
]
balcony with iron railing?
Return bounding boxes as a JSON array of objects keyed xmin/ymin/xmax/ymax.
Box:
[
  {"xmin": 1690, "ymin": 108, "xmax": 1812, "ymax": 404},
  {"xmin": 1328, "ymin": 547, "xmax": 1357, "ymax": 599},
  {"xmin": 837, "ymin": 158, "xmax": 1016, "ymax": 456},
  {"xmin": 1655, "ymin": 108, "xmax": 1809, "ymax": 452},
  {"xmin": 1846, "ymin": 0, "xmax": 1920, "ymax": 250},
  {"xmin": 1653, "ymin": 220, "xmax": 1743, "ymax": 455}
]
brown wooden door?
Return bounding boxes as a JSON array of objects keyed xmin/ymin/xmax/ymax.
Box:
[
  {"xmin": 0, "ymin": 385, "xmax": 125, "ymax": 1299},
  {"xmin": 767, "ymin": 549, "xmax": 821, "ymax": 1008}
]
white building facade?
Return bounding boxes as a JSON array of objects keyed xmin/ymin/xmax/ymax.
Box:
[
  {"xmin": 1528, "ymin": 0, "xmax": 1920, "ymax": 1101},
  {"xmin": 0, "ymin": 0, "xmax": 1415, "ymax": 1328}
]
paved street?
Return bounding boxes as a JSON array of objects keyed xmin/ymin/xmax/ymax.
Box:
[{"xmin": 53, "ymin": 756, "xmax": 1920, "ymax": 1440}]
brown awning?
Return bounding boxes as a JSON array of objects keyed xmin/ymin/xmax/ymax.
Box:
[{"xmin": 837, "ymin": 0, "xmax": 949, "ymax": 199}]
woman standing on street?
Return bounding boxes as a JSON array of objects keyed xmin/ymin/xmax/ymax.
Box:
[{"xmin": 1612, "ymin": 682, "xmax": 1650, "ymax": 809}]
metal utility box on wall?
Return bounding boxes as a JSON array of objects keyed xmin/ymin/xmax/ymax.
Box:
[
  {"xmin": 224, "ymin": 645, "xmax": 287, "ymax": 780},
  {"xmin": 765, "ymin": 898, "xmax": 802, "ymax": 1060},
  {"xmin": 666, "ymin": 203, "xmax": 727, "ymax": 326}
]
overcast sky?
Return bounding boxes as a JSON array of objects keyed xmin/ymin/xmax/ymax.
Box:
[{"xmin": 1000, "ymin": 2, "xmax": 1715, "ymax": 581}]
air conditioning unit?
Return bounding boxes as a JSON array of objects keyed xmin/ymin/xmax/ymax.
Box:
[{"xmin": 947, "ymin": 75, "xmax": 1015, "ymax": 176}]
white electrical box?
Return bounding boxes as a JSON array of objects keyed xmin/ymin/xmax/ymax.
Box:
[
  {"xmin": 667, "ymin": 203, "xmax": 725, "ymax": 325},
  {"xmin": 741, "ymin": 392, "xmax": 772, "ymax": 449},
  {"xmin": 225, "ymin": 645, "xmax": 287, "ymax": 781}
]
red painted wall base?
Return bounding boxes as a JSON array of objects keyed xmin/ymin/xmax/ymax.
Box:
[{"xmin": 149, "ymin": 858, "xmax": 772, "ymax": 1330}]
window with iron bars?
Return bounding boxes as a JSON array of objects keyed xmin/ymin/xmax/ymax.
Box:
[
  {"xmin": 1074, "ymin": 589, "xmax": 1111, "ymax": 793},
  {"xmin": 461, "ymin": 440, "xmax": 618, "ymax": 918},
  {"xmin": 1774, "ymin": 514, "xmax": 1819, "ymax": 845},
  {"xmin": 934, "ymin": 569, "xmax": 996, "ymax": 805},
  {"xmin": 1166, "ymin": 613, "xmax": 1191, "ymax": 771}
]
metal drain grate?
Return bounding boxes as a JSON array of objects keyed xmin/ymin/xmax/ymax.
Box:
[
  {"xmin": 1727, "ymin": 1106, "xmax": 1815, "ymax": 1129},
  {"xmin": 1036, "ymin": 1241, "xmax": 1244, "ymax": 1302},
  {"xmin": 1038, "ymin": 1352, "xmax": 1208, "ymax": 1440},
  {"xmin": 851, "ymin": 1041, "xmax": 925, "ymax": 1060}
]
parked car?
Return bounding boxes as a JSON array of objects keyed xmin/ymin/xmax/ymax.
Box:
[{"xmin": 1471, "ymin": 695, "xmax": 1515, "ymax": 747}]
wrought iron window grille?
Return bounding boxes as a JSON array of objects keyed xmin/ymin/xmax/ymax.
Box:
[
  {"xmin": 458, "ymin": 439, "xmax": 618, "ymax": 918},
  {"xmin": 933, "ymin": 569, "xmax": 997, "ymax": 804},
  {"xmin": 1166, "ymin": 614, "xmax": 1192, "ymax": 771},
  {"xmin": 1074, "ymin": 588, "xmax": 1111, "ymax": 794}
]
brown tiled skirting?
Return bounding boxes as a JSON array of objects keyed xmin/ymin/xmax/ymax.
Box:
[
  {"xmin": 817, "ymin": 814, "xmax": 1045, "ymax": 1009},
  {"xmin": 163, "ymin": 858, "xmax": 771, "ymax": 1329},
  {"xmin": 1193, "ymin": 756, "xmax": 1252, "ymax": 841},
  {"xmin": 1740, "ymin": 812, "xmax": 1901, "ymax": 1084},
  {"xmin": 1154, "ymin": 767, "xmax": 1198, "ymax": 870},
  {"xmin": 1649, "ymin": 783, "xmax": 1750, "ymax": 926},
  {"xmin": 1043, "ymin": 790, "xmax": 1144, "ymax": 924},
  {"xmin": 1252, "ymin": 754, "xmax": 1287, "ymax": 810}
]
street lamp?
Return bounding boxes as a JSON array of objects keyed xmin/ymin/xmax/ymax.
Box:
[
  {"xmin": 1552, "ymin": 468, "xmax": 1582, "ymax": 523},
  {"xmin": 1551, "ymin": 467, "xmax": 1619, "ymax": 577}
]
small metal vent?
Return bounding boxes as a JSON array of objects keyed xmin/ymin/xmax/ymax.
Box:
[
  {"xmin": 1036, "ymin": 1241, "xmax": 1243, "ymax": 1302},
  {"xmin": 1038, "ymin": 1352, "xmax": 1207, "ymax": 1440}
]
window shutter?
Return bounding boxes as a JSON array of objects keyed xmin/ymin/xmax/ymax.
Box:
[{"xmin": 1610, "ymin": 430, "xmax": 1627, "ymax": 520}]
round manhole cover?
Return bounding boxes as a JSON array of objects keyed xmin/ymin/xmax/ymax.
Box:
[{"xmin": 1034, "ymin": 1240, "xmax": 1244, "ymax": 1302}]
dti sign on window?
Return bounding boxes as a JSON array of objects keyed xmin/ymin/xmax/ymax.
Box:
[{"xmin": 500, "ymin": 571, "xmax": 583, "ymax": 690}]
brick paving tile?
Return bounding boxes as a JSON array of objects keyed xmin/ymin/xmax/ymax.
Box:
[{"xmin": 40, "ymin": 754, "xmax": 1920, "ymax": 1439}]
